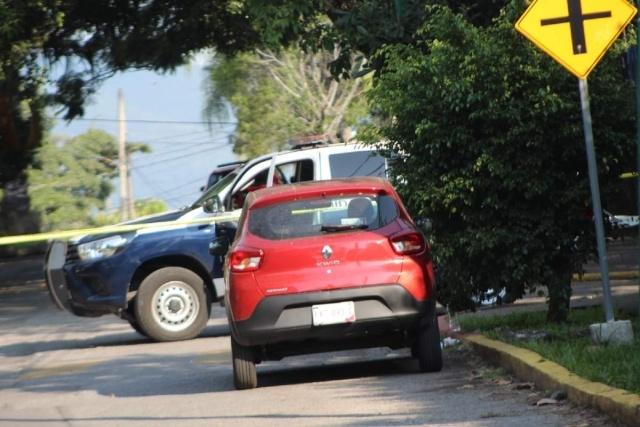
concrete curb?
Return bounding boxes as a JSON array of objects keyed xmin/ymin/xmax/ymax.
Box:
[
  {"xmin": 463, "ymin": 333, "xmax": 640, "ymax": 427},
  {"xmin": 573, "ymin": 270, "xmax": 638, "ymax": 281}
]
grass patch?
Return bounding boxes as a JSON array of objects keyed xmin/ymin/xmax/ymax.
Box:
[{"xmin": 459, "ymin": 307, "xmax": 640, "ymax": 394}]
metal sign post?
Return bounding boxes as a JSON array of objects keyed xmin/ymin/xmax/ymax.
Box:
[
  {"xmin": 578, "ymin": 78, "xmax": 615, "ymax": 322},
  {"xmin": 516, "ymin": 0, "xmax": 636, "ymax": 341},
  {"xmin": 636, "ymin": 0, "xmax": 640, "ymax": 318}
]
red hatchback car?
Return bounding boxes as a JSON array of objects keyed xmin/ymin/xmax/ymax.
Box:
[{"xmin": 222, "ymin": 177, "xmax": 442, "ymax": 389}]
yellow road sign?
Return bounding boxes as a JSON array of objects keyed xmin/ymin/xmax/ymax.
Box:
[{"xmin": 516, "ymin": 0, "xmax": 637, "ymax": 78}]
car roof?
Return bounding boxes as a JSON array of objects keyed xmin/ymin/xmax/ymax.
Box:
[
  {"xmin": 242, "ymin": 142, "xmax": 375, "ymax": 170},
  {"xmin": 246, "ymin": 177, "xmax": 395, "ymax": 210}
]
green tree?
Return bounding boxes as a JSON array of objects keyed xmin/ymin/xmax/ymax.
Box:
[
  {"xmin": 0, "ymin": 0, "xmax": 263, "ymax": 236},
  {"xmin": 204, "ymin": 47, "xmax": 369, "ymax": 157},
  {"xmin": 93, "ymin": 198, "xmax": 168, "ymax": 226},
  {"xmin": 0, "ymin": 0, "xmax": 420, "ymax": 190},
  {"xmin": 0, "ymin": 0, "xmax": 261, "ymax": 186},
  {"xmin": 27, "ymin": 129, "xmax": 150, "ymax": 231},
  {"xmin": 364, "ymin": 4, "xmax": 635, "ymax": 322}
]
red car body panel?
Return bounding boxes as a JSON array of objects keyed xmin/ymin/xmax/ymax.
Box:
[
  {"xmin": 226, "ymin": 178, "xmax": 435, "ymax": 322},
  {"xmin": 254, "ymin": 224, "xmax": 403, "ymax": 292}
]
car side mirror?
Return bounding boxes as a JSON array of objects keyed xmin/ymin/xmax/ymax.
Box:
[
  {"xmin": 203, "ymin": 196, "xmax": 222, "ymax": 213},
  {"xmin": 209, "ymin": 235, "xmax": 230, "ymax": 256},
  {"xmin": 415, "ymin": 217, "xmax": 432, "ymax": 235}
]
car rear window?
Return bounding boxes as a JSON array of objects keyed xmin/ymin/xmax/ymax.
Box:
[
  {"xmin": 329, "ymin": 151, "xmax": 386, "ymax": 178},
  {"xmin": 248, "ymin": 194, "xmax": 399, "ymax": 240}
]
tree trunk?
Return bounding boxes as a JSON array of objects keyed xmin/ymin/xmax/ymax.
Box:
[{"xmin": 546, "ymin": 253, "xmax": 573, "ymax": 323}]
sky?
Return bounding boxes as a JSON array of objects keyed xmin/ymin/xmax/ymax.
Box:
[{"xmin": 52, "ymin": 55, "xmax": 237, "ymax": 212}]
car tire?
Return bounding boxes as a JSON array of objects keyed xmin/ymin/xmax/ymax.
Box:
[
  {"xmin": 134, "ymin": 267, "xmax": 209, "ymax": 342},
  {"xmin": 231, "ymin": 336, "xmax": 257, "ymax": 390},
  {"xmin": 127, "ymin": 319, "xmax": 148, "ymax": 337},
  {"xmin": 415, "ymin": 317, "xmax": 443, "ymax": 373}
]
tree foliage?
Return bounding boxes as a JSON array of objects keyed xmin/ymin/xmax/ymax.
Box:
[
  {"xmin": 0, "ymin": 0, "xmax": 269, "ymax": 237},
  {"xmin": 27, "ymin": 129, "xmax": 150, "ymax": 231},
  {"xmin": 0, "ymin": 0, "xmax": 262, "ymax": 188},
  {"xmin": 93, "ymin": 198, "xmax": 168, "ymax": 226},
  {"xmin": 364, "ymin": 4, "xmax": 635, "ymax": 321},
  {"xmin": 0, "ymin": 0, "xmax": 410, "ymax": 187},
  {"xmin": 204, "ymin": 48, "xmax": 369, "ymax": 157}
]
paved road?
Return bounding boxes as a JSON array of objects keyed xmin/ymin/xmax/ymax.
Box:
[{"xmin": 0, "ymin": 280, "xmax": 619, "ymax": 426}]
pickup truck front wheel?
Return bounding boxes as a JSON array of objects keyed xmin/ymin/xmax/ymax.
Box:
[{"xmin": 134, "ymin": 267, "xmax": 209, "ymax": 342}]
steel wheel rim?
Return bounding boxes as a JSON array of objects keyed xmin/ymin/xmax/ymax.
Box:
[{"xmin": 151, "ymin": 281, "xmax": 199, "ymax": 332}]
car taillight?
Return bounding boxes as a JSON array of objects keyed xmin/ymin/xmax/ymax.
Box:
[
  {"xmin": 229, "ymin": 248, "xmax": 263, "ymax": 272},
  {"xmin": 390, "ymin": 232, "xmax": 425, "ymax": 255}
]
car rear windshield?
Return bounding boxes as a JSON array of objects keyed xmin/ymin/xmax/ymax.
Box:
[{"xmin": 248, "ymin": 194, "xmax": 399, "ymax": 240}]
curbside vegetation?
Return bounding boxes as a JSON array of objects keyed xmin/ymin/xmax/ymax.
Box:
[{"xmin": 464, "ymin": 334, "xmax": 640, "ymax": 427}]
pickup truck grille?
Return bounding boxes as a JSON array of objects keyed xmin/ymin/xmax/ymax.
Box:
[{"xmin": 65, "ymin": 244, "xmax": 79, "ymax": 263}]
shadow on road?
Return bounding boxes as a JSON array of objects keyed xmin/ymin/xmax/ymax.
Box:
[
  {"xmin": 1, "ymin": 348, "xmax": 608, "ymax": 426},
  {"xmin": 8, "ymin": 352, "xmax": 234, "ymax": 396},
  {"xmin": 6, "ymin": 351, "xmax": 423, "ymax": 398},
  {"xmin": 259, "ymin": 356, "xmax": 418, "ymax": 388},
  {"xmin": 0, "ymin": 323, "xmax": 230, "ymax": 357},
  {"xmin": 0, "ymin": 412, "xmax": 415, "ymax": 425}
]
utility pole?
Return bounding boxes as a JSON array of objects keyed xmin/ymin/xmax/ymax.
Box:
[
  {"xmin": 127, "ymin": 157, "xmax": 136, "ymax": 219},
  {"xmin": 118, "ymin": 89, "xmax": 129, "ymax": 221}
]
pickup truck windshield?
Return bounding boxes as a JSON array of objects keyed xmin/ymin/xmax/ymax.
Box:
[{"xmin": 190, "ymin": 171, "xmax": 238, "ymax": 209}]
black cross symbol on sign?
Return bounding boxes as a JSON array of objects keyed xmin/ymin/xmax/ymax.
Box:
[{"xmin": 540, "ymin": 0, "xmax": 612, "ymax": 54}]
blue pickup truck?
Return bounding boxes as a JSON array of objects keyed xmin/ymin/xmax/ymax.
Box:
[{"xmin": 45, "ymin": 142, "xmax": 387, "ymax": 341}]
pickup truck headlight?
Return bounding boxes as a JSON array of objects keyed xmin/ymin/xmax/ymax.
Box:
[{"xmin": 77, "ymin": 235, "xmax": 132, "ymax": 261}]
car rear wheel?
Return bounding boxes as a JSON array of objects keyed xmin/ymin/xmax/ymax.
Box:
[
  {"xmin": 231, "ymin": 336, "xmax": 257, "ymax": 390},
  {"xmin": 415, "ymin": 317, "xmax": 443, "ymax": 373},
  {"xmin": 134, "ymin": 267, "xmax": 209, "ymax": 342}
]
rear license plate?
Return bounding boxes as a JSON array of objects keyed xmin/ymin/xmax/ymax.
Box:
[{"xmin": 311, "ymin": 301, "xmax": 356, "ymax": 326}]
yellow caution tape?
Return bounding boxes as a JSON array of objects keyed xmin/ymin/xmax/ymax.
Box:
[
  {"xmin": 619, "ymin": 172, "xmax": 639, "ymax": 179},
  {"xmin": 0, "ymin": 213, "xmax": 240, "ymax": 247}
]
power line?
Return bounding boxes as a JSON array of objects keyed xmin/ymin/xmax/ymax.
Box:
[
  {"xmin": 147, "ymin": 140, "xmax": 228, "ymax": 147},
  {"xmin": 136, "ymin": 134, "xmax": 229, "ymax": 155},
  {"xmin": 132, "ymin": 143, "xmax": 229, "ymax": 169},
  {"xmin": 135, "ymin": 135, "xmax": 230, "ymax": 159},
  {"xmin": 145, "ymin": 135, "xmax": 217, "ymax": 146},
  {"xmin": 161, "ymin": 175, "xmax": 210, "ymax": 195},
  {"xmin": 69, "ymin": 117, "xmax": 237, "ymax": 125},
  {"xmin": 134, "ymin": 130, "xmax": 212, "ymax": 144},
  {"xmin": 134, "ymin": 141, "xmax": 220, "ymax": 159},
  {"xmin": 131, "ymin": 168, "xmax": 183, "ymax": 209},
  {"xmin": 163, "ymin": 190, "xmax": 202, "ymax": 205}
]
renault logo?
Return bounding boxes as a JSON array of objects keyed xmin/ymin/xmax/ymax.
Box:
[{"xmin": 321, "ymin": 245, "xmax": 333, "ymax": 260}]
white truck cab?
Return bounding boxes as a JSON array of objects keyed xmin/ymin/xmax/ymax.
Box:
[{"xmin": 219, "ymin": 142, "xmax": 387, "ymax": 214}]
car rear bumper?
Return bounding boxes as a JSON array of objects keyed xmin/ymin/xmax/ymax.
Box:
[{"xmin": 229, "ymin": 284, "xmax": 434, "ymax": 356}]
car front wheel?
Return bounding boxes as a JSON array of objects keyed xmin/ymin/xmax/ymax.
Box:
[
  {"xmin": 127, "ymin": 318, "xmax": 148, "ymax": 337},
  {"xmin": 134, "ymin": 267, "xmax": 209, "ymax": 342},
  {"xmin": 231, "ymin": 336, "xmax": 257, "ymax": 390}
]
